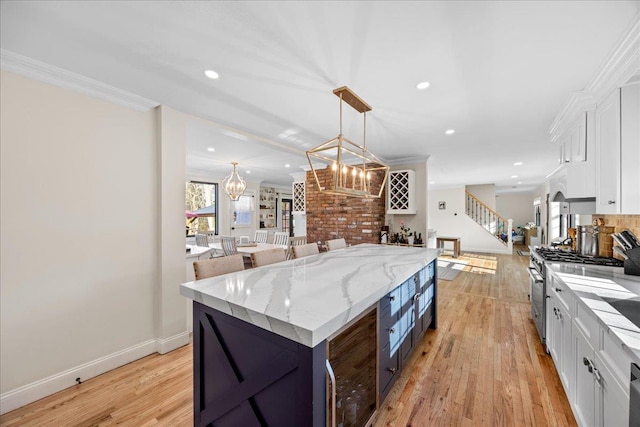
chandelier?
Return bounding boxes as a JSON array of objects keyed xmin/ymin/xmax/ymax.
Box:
[
  {"xmin": 222, "ymin": 162, "xmax": 247, "ymax": 201},
  {"xmin": 306, "ymin": 86, "xmax": 389, "ymax": 198}
]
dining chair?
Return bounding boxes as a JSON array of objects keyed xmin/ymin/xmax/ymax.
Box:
[
  {"xmin": 326, "ymin": 238, "xmax": 347, "ymax": 251},
  {"xmin": 254, "ymin": 230, "xmax": 268, "ymax": 243},
  {"xmin": 251, "ymin": 248, "xmax": 287, "ymax": 268},
  {"xmin": 286, "ymin": 236, "xmax": 307, "ymax": 259},
  {"xmin": 193, "ymin": 254, "xmax": 245, "ymax": 280},
  {"xmin": 195, "ymin": 233, "xmax": 210, "ymax": 247},
  {"xmin": 220, "ymin": 236, "xmax": 239, "ymax": 256},
  {"xmin": 293, "ymin": 243, "xmax": 319, "ymax": 259},
  {"xmin": 273, "ymin": 232, "xmax": 289, "ymax": 246}
]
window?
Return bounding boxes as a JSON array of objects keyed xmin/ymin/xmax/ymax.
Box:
[
  {"xmin": 232, "ymin": 193, "xmax": 254, "ymax": 228},
  {"xmin": 185, "ymin": 181, "xmax": 218, "ymax": 237}
]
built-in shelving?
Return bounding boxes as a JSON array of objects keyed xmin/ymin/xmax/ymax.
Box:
[{"xmin": 259, "ymin": 186, "xmax": 277, "ymax": 229}]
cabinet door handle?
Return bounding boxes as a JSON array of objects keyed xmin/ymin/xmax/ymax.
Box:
[
  {"xmin": 389, "ymin": 295, "xmax": 396, "ymax": 301},
  {"xmin": 325, "ymin": 360, "xmax": 336, "ymax": 427},
  {"xmin": 593, "ymin": 367, "xmax": 601, "ymax": 385},
  {"xmin": 608, "ymin": 200, "xmax": 616, "ymax": 205},
  {"xmin": 388, "ymin": 368, "xmax": 397, "ymax": 374},
  {"xmin": 389, "ymin": 328, "xmax": 396, "ymax": 334},
  {"xmin": 414, "ymin": 292, "xmax": 421, "ymax": 302},
  {"xmin": 583, "ymin": 356, "xmax": 590, "ymax": 366},
  {"xmin": 555, "ymin": 287, "xmax": 562, "ymax": 292}
]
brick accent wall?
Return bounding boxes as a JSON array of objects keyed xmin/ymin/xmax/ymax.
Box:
[
  {"xmin": 305, "ymin": 167, "xmax": 386, "ymax": 246},
  {"xmin": 592, "ymin": 214, "xmax": 640, "ymax": 259}
]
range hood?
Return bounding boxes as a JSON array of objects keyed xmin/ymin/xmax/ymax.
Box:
[
  {"xmin": 552, "ymin": 191, "xmax": 596, "ymax": 214},
  {"xmin": 548, "ymin": 164, "xmax": 596, "ymax": 214}
]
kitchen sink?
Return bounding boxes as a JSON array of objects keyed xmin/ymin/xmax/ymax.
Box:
[{"xmin": 601, "ymin": 296, "xmax": 640, "ymax": 330}]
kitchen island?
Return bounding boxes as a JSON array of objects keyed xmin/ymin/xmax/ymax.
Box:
[{"xmin": 180, "ymin": 243, "xmax": 439, "ymax": 426}]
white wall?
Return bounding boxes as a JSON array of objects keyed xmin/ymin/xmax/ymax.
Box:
[
  {"xmin": 428, "ymin": 187, "xmax": 511, "ymax": 254},
  {"xmin": 466, "ymin": 184, "xmax": 496, "ymax": 210},
  {"xmin": 387, "ymin": 160, "xmax": 429, "ymax": 241},
  {"xmin": 0, "ymin": 71, "xmax": 187, "ymax": 412},
  {"xmin": 496, "ymin": 192, "xmax": 535, "ymax": 229}
]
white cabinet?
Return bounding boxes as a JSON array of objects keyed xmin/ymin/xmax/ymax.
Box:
[
  {"xmin": 620, "ymin": 83, "xmax": 640, "ymax": 213},
  {"xmin": 560, "ymin": 112, "xmax": 588, "ymax": 163},
  {"xmin": 595, "ymin": 84, "xmax": 640, "ymax": 214},
  {"xmin": 292, "ymin": 181, "xmax": 305, "ymax": 214},
  {"xmin": 595, "ymin": 353, "xmax": 630, "ymax": 427},
  {"xmin": 387, "ymin": 170, "xmax": 416, "ymax": 214},
  {"xmin": 573, "ymin": 323, "xmax": 597, "ymax": 427},
  {"xmin": 547, "ymin": 270, "xmax": 633, "ymax": 427},
  {"xmin": 546, "ymin": 273, "xmax": 574, "ymax": 397},
  {"xmin": 549, "ymin": 111, "xmax": 596, "ymax": 200}
]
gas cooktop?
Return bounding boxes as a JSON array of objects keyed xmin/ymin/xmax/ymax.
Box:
[{"xmin": 533, "ymin": 247, "xmax": 624, "ymax": 267}]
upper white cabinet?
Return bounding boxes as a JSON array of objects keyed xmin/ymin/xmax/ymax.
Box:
[
  {"xmin": 387, "ymin": 170, "xmax": 416, "ymax": 214},
  {"xmin": 292, "ymin": 181, "xmax": 305, "ymax": 214},
  {"xmin": 595, "ymin": 84, "xmax": 640, "ymax": 214},
  {"xmin": 559, "ymin": 112, "xmax": 589, "ymax": 164}
]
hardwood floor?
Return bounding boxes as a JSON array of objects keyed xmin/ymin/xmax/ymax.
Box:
[{"xmin": 1, "ymin": 247, "xmax": 575, "ymax": 427}]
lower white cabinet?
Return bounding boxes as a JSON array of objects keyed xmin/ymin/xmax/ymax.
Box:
[
  {"xmin": 595, "ymin": 352, "xmax": 630, "ymax": 427},
  {"xmin": 546, "ymin": 270, "xmax": 632, "ymax": 426},
  {"xmin": 546, "ymin": 272, "xmax": 575, "ymax": 396},
  {"xmin": 573, "ymin": 321, "xmax": 597, "ymax": 427}
]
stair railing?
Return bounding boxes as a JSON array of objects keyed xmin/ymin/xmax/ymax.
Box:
[{"xmin": 465, "ymin": 191, "xmax": 512, "ymax": 246}]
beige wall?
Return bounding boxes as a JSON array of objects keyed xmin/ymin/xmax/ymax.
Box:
[
  {"xmin": 387, "ymin": 160, "xmax": 429, "ymax": 241},
  {"xmin": 0, "ymin": 71, "xmax": 187, "ymax": 408},
  {"xmin": 466, "ymin": 184, "xmax": 496, "ymax": 210},
  {"xmin": 496, "ymin": 192, "xmax": 535, "ymax": 229}
]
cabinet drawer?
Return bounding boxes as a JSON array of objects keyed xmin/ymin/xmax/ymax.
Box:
[
  {"xmin": 598, "ymin": 328, "xmax": 632, "ymax": 396},
  {"xmin": 550, "ymin": 275, "xmax": 574, "ymax": 314},
  {"xmin": 379, "ymin": 304, "xmax": 399, "ymax": 335},
  {"xmin": 380, "ymin": 319, "xmax": 401, "ymax": 355},
  {"xmin": 379, "ymin": 343, "xmax": 400, "ymax": 401},
  {"xmin": 380, "ymin": 287, "xmax": 401, "ymax": 315},
  {"xmin": 574, "ymin": 302, "xmax": 600, "ymax": 350},
  {"xmin": 401, "ymin": 278, "xmax": 416, "ymax": 306}
]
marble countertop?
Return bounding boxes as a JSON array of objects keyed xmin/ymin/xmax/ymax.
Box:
[
  {"xmin": 180, "ymin": 244, "xmax": 439, "ymax": 347},
  {"xmin": 547, "ymin": 264, "xmax": 640, "ymax": 364}
]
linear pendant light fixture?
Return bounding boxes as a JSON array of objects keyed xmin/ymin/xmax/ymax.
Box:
[
  {"xmin": 222, "ymin": 162, "xmax": 247, "ymax": 201},
  {"xmin": 306, "ymin": 86, "xmax": 389, "ymax": 198}
]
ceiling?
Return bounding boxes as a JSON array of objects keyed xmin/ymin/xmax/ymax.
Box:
[{"xmin": 2, "ymin": 1, "xmax": 638, "ymax": 191}]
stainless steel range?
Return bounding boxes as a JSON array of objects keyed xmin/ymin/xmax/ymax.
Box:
[{"xmin": 528, "ymin": 247, "xmax": 624, "ymax": 345}]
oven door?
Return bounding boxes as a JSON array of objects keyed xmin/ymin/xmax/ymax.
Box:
[{"xmin": 528, "ymin": 266, "xmax": 546, "ymax": 344}]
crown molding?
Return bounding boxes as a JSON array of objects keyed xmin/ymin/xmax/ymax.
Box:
[
  {"xmin": 385, "ymin": 155, "xmax": 431, "ymax": 166},
  {"xmin": 548, "ymin": 91, "xmax": 596, "ymax": 143},
  {"xmin": 0, "ymin": 49, "xmax": 159, "ymax": 112},
  {"xmin": 586, "ymin": 13, "xmax": 640, "ymax": 104},
  {"xmin": 549, "ymin": 12, "xmax": 639, "ymax": 142}
]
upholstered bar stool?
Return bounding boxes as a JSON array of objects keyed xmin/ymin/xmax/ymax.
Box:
[
  {"xmin": 193, "ymin": 254, "xmax": 244, "ymax": 280},
  {"xmin": 251, "ymin": 248, "xmax": 287, "ymax": 268}
]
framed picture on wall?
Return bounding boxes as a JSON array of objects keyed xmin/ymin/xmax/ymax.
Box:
[{"xmin": 438, "ymin": 201, "xmax": 446, "ymax": 210}]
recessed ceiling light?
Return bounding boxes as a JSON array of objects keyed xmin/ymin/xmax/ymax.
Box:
[
  {"xmin": 204, "ymin": 69, "xmax": 219, "ymax": 80},
  {"xmin": 445, "ymin": 129, "xmax": 455, "ymax": 135},
  {"xmin": 514, "ymin": 161, "xmax": 523, "ymax": 166},
  {"xmin": 518, "ymin": 181, "xmax": 522, "ymax": 184},
  {"xmin": 207, "ymin": 147, "xmax": 215, "ymax": 152},
  {"xmin": 284, "ymin": 164, "xmax": 290, "ymax": 168},
  {"xmin": 416, "ymin": 81, "xmax": 431, "ymax": 90},
  {"xmin": 245, "ymin": 170, "xmax": 251, "ymax": 174},
  {"xmin": 429, "ymin": 181, "xmax": 435, "ymax": 184},
  {"xmin": 511, "ymin": 175, "xmax": 518, "ymax": 178}
]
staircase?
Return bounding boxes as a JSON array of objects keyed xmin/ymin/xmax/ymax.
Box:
[{"xmin": 465, "ymin": 191, "xmax": 513, "ymax": 248}]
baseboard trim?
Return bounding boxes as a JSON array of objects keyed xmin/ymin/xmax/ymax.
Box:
[
  {"xmin": 0, "ymin": 333, "xmax": 190, "ymax": 415},
  {"xmin": 157, "ymin": 331, "xmax": 191, "ymax": 354}
]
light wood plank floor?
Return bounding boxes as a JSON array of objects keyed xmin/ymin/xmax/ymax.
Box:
[{"xmin": 1, "ymin": 246, "xmax": 576, "ymax": 427}]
